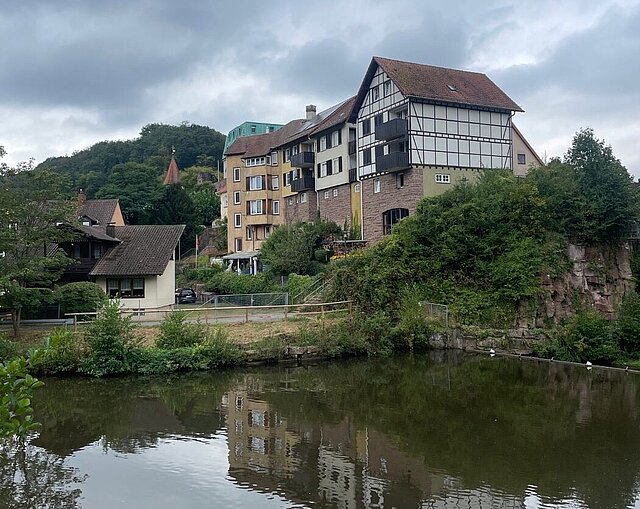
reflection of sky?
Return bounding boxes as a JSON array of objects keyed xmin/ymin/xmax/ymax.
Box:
[{"xmin": 67, "ymin": 432, "xmax": 309, "ymax": 509}]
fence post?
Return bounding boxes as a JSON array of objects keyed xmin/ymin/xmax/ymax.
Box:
[
  {"xmin": 73, "ymin": 314, "xmax": 77, "ymax": 332},
  {"xmin": 214, "ymin": 295, "xmax": 218, "ymax": 309},
  {"xmin": 245, "ymin": 307, "xmax": 249, "ymax": 324}
]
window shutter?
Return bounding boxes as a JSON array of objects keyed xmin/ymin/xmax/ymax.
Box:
[
  {"xmin": 339, "ymin": 157, "xmax": 343, "ymax": 172},
  {"xmin": 326, "ymin": 134, "xmax": 332, "ymax": 149},
  {"xmin": 246, "ymin": 202, "xmax": 250, "ymax": 215},
  {"xmin": 327, "ymin": 159, "xmax": 332, "ymax": 176},
  {"xmin": 317, "ymin": 163, "xmax": 321, "ymax": 177},
  {"xmin": 262, "ymin": 199, "xmax": 266, "ymax": 214},
  {"xmin": 338, "ymin": 130, "xmax": 342, "ymax": 145},
  {"xmin": 245, "ymin": 176, "xmax": 250, "ymax": 191},
  {"xmin": 316, "ymin": 139, "xmax": 321, "ymax": 152}
]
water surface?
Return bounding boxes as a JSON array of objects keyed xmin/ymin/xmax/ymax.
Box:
[{"xmin": 3, "ymin": 352, "xmax": 640, "ymax": 508}]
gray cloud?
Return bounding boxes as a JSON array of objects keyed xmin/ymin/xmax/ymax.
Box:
[{"xmin": 0, "ymin": 0, "xmax": 639, "ymax": 177}]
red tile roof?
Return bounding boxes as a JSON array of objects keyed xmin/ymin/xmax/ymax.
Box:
[{"xmin": 352, "ymin": 57, "xmax": 523, "ymax": 120}]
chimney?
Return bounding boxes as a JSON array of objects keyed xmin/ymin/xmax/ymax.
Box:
[
  {"xmin": 78, "ymin": 189, "xmax": 87, "ymax": 205},
  {"xmin": 306, "ymin": 104, "xmax": 317, "ymax": 120},
  {"xmin": 106, "ymin": 222, "xmax": 116, "ymax": 239}
]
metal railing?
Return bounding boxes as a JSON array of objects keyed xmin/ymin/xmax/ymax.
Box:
[{"xmin": 420, "ymin": 302, "xmax": 449, "ymax": 327}]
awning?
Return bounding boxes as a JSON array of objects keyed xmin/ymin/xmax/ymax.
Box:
[{"xmin": 222, "ymin": 251, "xmax": 260, "ymax": 261}]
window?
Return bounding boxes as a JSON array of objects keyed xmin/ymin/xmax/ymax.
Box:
[
  {"xmin": 319, "ymin": 136, "xmax": 327, "ymax": 151},
  {"xmin": 396, "ymin": 173, "xmax": 405, "ymax": 188},
  {"xmin": 361, "ymin": 118, "xmax": 371, "ymax": 136},
  {"xmin": 435, "ymin": 174, "xmax": 451, "ymax": 184},
  {"xmin": 245, "ymin": 157, "xmax": 266, "ymax": 167},
  {"xmin": 273, "ymin": 200, "xmax": 280, "ymax": 214},
  {"xmin": 92, "ymin": 243, "xmax": 102, "ymax": 259},
  {"xmin": 354, "ymin": 183, "xmax": 361, "ymax": 193},
  {"xmin": 319, "ymin": 162, "xmax": 328, "ymax": 178},
  {"xmin": 324, "ymin": 190, "xmax": 329, "ymax": 199},
  {"xmin": 246, "ymin": 227, "xmax": 253, "ymax": 240},
  {"xmin": 362, "ymin": 148, "xmax": 372, "ymax": 166},
  {"xmin": 233, "ymin": 191, "xmax": 241, "ymax": 205},
  {"xmin": 249, "ymin": 175, "xmax": 264, "ymax": 190},
  {"xmin": 383, "ymin": 80, "xmax": 391, "ymax": 97},
  {"xmin": 265, "ymin": 226, "xmax": 271, "ymax": 238},
  {"xmin": 233, "ymin": 167, "xmax": 240, "ymax": 182},
  {"xmin": 271, "ymin": 175, "xmax": 279, "ymax": 190},
  {"xmin": 382, "ymin": 208, "xmax": 409, "ymax": 235},
  {"xmin": 333, "ymin": 188, "xmax": 338, "ymax": 197},
  {"xmin": 288, "ymin": 197, "xmax": 293, "ymax": 206},
  {"xmin": 371, "ymin": 85, "xmax": 379, "ymax": 101},
  {"xmin": 374, "ymin": 178, "xmax": 381, "ymax": 193},
  {"xmin": 300, "ymin": 192, "xmax": 307, "ymax": 203},
  {"xmin": 106, "ymin": 278, "xmax": 145, "ymax": 298},
  {"xmin": 331, "ymin": 130, "xmax": 340, "ymax": 147},
  {"xmin": 374, "ymin": 114, "xmax": 384, "ymax": 127},
  {"xmin": 333, "ymin": 157, "xmax": 342, "ymax": 173},
  {"xmin": 283, "ymin": 172, "xmax": 291, "ymax": 186},
  {"xmin": 234, "ymin": 213, "xmax": 241, "ymax": 228},
  {"xmin": 284, "ymin": 148, "xmax": 291, "ymax": 162},
  {"xmin": 251, "ymin": 124, "xmax": 256, "ymax": 133},
  {"xmin": 517, "ymin": 153, "xmax": 526, "ymax": 165},
  {"xmin": 249, "ymin": 200, "xmax": 263, "ymax": 215},
  {"xmin": 235, "ymin": 238, "xmax": 242, "ymax": 251}
]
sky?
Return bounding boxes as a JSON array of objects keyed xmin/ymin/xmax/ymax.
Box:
[{"xmin": 1, "ymin": 0, "xmax": 639, "ymax": 177}]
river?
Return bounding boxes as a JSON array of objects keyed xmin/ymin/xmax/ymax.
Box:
[{"xmin": 2, "ymin": 351, "xmax": 640, "ymax": 508}]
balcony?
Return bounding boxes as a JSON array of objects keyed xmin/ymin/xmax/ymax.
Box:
[
  {"xmin": 348, "ymin": 140, "xmax": 356, "ymax": 155},
  {"xmin": 375, "ymin": 118, "xmax": 408, "ymax": 141},
  {"xmin": 349, "ymin": 167, "xmax": 358, "ymax": 183},
  {"xmin": 376, "ymin": 151, "xmax": 409, "ymax": 173},
  {"xmin": 291, "ymin": 171, "xmax": 315, "ymax": 192},
  {"xmin": 290, "ymin": 151, "xmax": 315, "ymax": 168}
]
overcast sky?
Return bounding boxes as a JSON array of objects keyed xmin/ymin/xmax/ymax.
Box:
[{"xmin": 1, "ymin": 0, "xmax": 639, "ymax": 176}]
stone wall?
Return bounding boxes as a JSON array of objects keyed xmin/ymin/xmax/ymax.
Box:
[{"xmin": 284, "ymin": 192, "xmax": 318, "ymax": 224}]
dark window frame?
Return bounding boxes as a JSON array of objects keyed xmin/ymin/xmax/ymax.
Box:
[{"xmin": 107, "ymin": 278, "xmax": 145, "ymax": 299}]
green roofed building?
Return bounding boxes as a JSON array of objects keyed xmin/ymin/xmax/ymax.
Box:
[{"xmin": 223, "ymin": 121, "xmax": 283, "ymax": 153}]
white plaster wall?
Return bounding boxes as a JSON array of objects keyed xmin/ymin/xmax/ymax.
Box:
[{"xmin": 315, "ymin": 124, "xmax": 352, "ymax": 191}]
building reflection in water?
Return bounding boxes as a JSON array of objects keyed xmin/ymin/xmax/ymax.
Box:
[{"xmin": 218, "ymin": 374, "xmax": 529, "ymax": 509}]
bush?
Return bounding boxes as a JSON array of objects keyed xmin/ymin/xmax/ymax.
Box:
[
  {"xmin": 615, "ymin": 293, "xmax": 640, "ymax": 355},
  {"xmin": 0, "ymin": 335, "xmax": 18, "ymax": 361},
  {"xmin": 553, "ymin": 311, "xmax": 621, "ymax": 364},
  {"xmin": 0, "ymin": 357, "xmax": 44, "ymax": 438},
  {"xmin": 286, "ymin": 273, "xmax": 319, "ymax": 304},
  {"xmin": 203, "ymin": 272, "xmax": 276, "ymax": 295},
  {"xmin": 392, "ymin": 292, "xmax": 433, "ymax": 351},
  {"xmin": 53, "ymin": 282, "xmax": 107, "ymax": 315},
  {"xmin": 34, "ymin": 328, "xmax": 84, "ymax": 373},
  {"xmin": 81, "ymin": 300, "xmax": 138, "ymax": 377},
  {"xmin": 156, "ymin": 311, "xmax": 204, "ymax": 349}
]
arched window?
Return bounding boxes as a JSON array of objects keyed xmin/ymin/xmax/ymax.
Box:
[{"xmin": 382, "ymin": 208, "xmax": 409, "ymax": 235}]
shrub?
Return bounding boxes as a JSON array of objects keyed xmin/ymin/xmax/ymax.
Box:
[
  {"xmin": 0, "ymin": 357, "xmax": 44, "ymax": 438},
  {"xmin": 0, "ymin": 335, "xmax": 18, "ymax": 361},
  {"xmin": 286, "ymin": 273, "xmax": 319, "ymax": 304},
  {"xmin": 392, "ymin": 292, "xmax": 433, "ymax": 351},
  {"xmin": 81, "ymin": 300, "xmax": 138, "ymax": 377},
  {"xmin": 156, "ymin": 311, "xmax": 204, "ymax": 349},
  {"xmin": 53, "ymin": 282, "xmax": 107, "ymax": 315},
  {"xmin": 555, "ymin": 311, "xmax": 621, "ymax": 364},
  {"xmin": 203, "ymin": 272, "xmax": 276, "ymax": 295},
  {"xmin": 615, "ymin": 293, "xmax": 640, "ymax": 355},
  {"xmin": 35, "ymin": 328, "xmax": 84, "ymax": 373}
]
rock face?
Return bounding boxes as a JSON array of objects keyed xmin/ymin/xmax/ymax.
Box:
[{"xmin": 518, "ymin": 243, "xmax": 634, "ymax": 327}]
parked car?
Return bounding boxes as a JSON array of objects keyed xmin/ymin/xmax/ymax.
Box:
[{"xmin": 175, "ymin": 288, "xmax": 197, "ymax": 304}]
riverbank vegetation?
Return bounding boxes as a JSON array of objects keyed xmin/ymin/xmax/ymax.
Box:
[{"xmin": 327, "ymin": 129, "xmax": 640, "ymax": 366}]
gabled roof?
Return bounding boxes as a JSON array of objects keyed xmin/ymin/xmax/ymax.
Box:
[
  {"xmin": 351, "ymin": 56, "xmax": 523, "ymax": 121},
  {"xmin": 284, "ymin": 96, "xmax": 356, "ymax": 144},
  {"xmin": 224, "ymin": 119, "xmax": 307, "ymax": 158},
  {"xmin": 78, "ymin": 199, "xmax": 119, "ymax": 225},
  {"xmin": 513, "ymin": 123, "xmax": 544, "ymax": 166},
  {"xmin": 163, "ymin": 157, "xmax": 180, "ymax": 185},
  {"xmin": 90, "ymin": 225, "xmax": 185, "ymax": 276},
  {"xmin": 75, "ymin": 224, "xmax": 121, "ymax": 242}
]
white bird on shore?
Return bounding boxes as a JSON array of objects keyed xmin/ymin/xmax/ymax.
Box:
[
  {"xmin": 489, "ymin": 348, "xmax": 496, "ymax": 357},
  {"xmin": 586, "ymin": 361, "xmax": 593, "ymax": 370}
]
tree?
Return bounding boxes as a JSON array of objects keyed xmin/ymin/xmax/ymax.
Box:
[
  {"xmin": 190, "ymin": 187, "xmax": 220, "ymax": 226},
  {"xmin": 96, "ymin": 162, "xmax": 163, "ymax": 224},
  {"xmin": 260, "ymin": 220, "xmax": 342, "ymax": 276},
  {"xmin": 153, "ymin": 184, "xmax": 198, "ymax": 253},
  {"xmin": 564, "ymin": 128, "xmax": 639, "ymax": 243},
  {"xmin": 0, "ymin": 169, "xmax": 74, "ymax": 335}
]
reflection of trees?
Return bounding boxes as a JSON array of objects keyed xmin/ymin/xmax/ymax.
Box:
[{"xmin": 0, "ymin": 440, "xmax": 85, "ymax": 509}]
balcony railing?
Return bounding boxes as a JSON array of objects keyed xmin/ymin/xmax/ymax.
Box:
[
  {"xmin": 375, "ymin": 118, "xmax": 408, "ymax": 141},
  {"xmin": 375, "ymin": 151, "xmax": 409, "ymax": 173},
  {"xmin": 349, "ymin": 167, "xmax": 358, "ymax": 183},
  {"xmin": 291, "ymin": 175, "xmax": 315, "ymax": 192},
  {"xmin": 348, "ymin": 140, "xmax": 356, "ymax": 155},
  {"xmin": 290, "ymin": 151, "xmax": 315, "ymax": 168}
]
